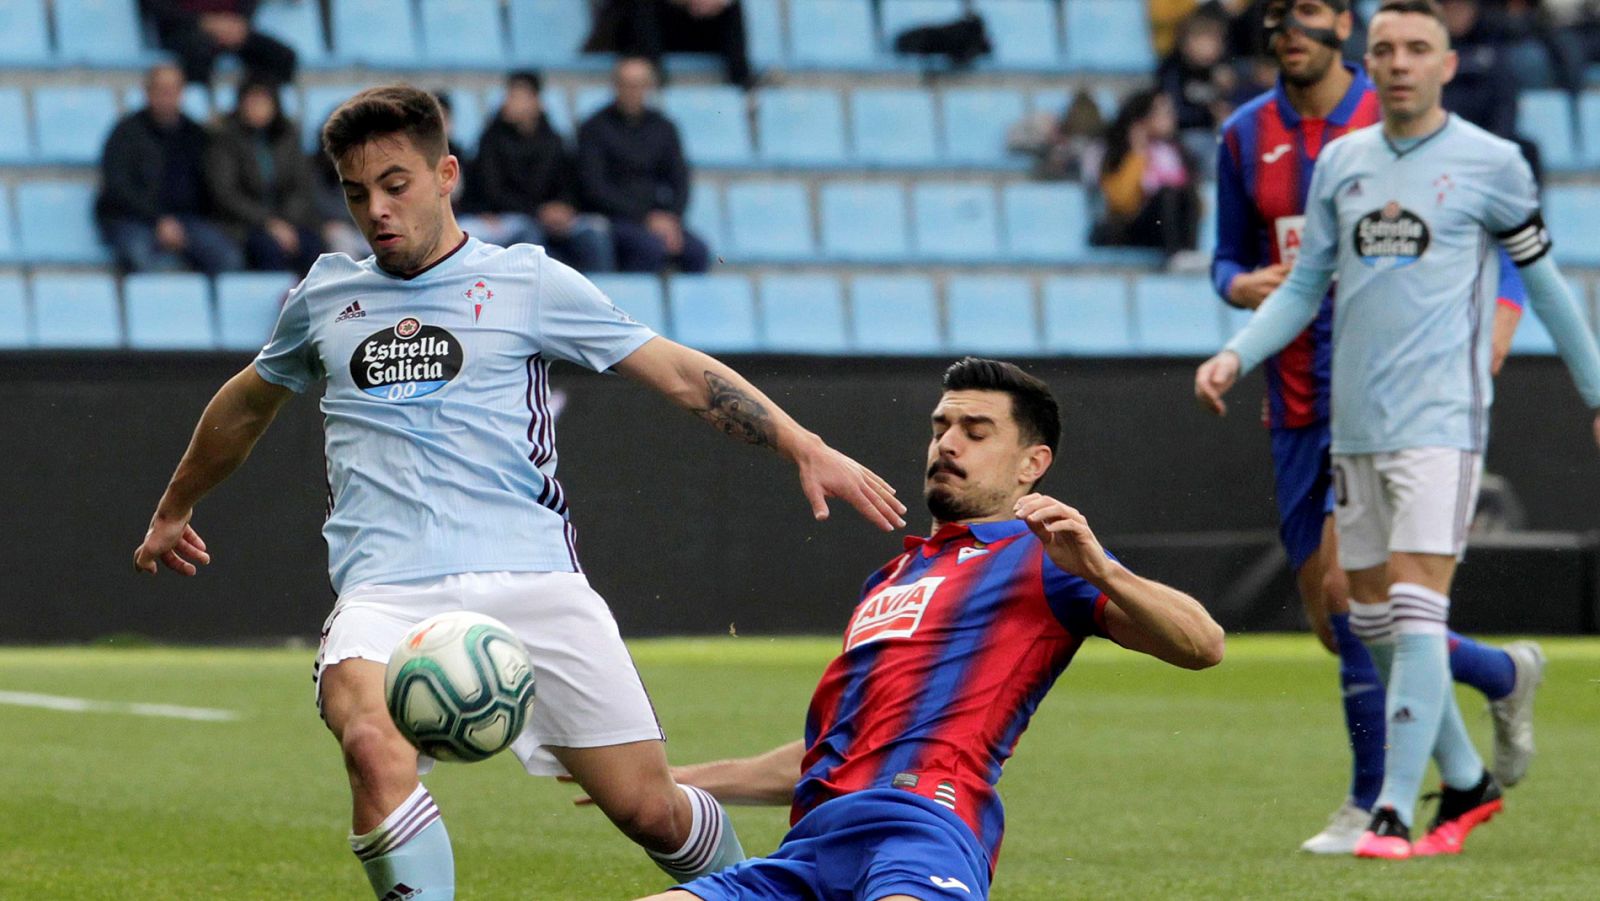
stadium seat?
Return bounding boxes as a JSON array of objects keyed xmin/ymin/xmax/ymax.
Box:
[
  {"xmin": 668, "ymin": 274, "xmax": 758, "ymax": 351},
  {"xmin": 850, "ymin": 88, "xmax": 939, "ymax": 167},
  {"xmin": 848, "ymin": 274, "xmax": 942, "ymax": 354},
  {"xmin": 253, "ymin": 0, "xmax": 329, "ymax": 67},
  {"xmin": 30, "ymin": 274, "xmax": 121, "ymax": 348},
  {"xmin": 820, "ymin": 182, "xmax": 910, "ymax": 262},
  {"xmin": 1545, "ymin": 186, "xmax": 1600, "ymax": 267},
  {"xmin": 121, "ymin": 84, "xmax": 213, "ymax": 124},
  {"xmin": 0, "ymin": 272, "xmax": 26, "ymax": 347},
  {"xmin": 0, "ymin": 1, "xmax": 50, "ymax": 66},
  {"xmin": 757, "ymin": 88, "xmax": 847, "ymax": 166},
  {"xmin": 724, "ymin": 181, "xmax": 814, "ymax": 262},
  {"xmin": 124, "ymin": 273, "xmax": 216, "ymax": 350},
  {"xmin": 744, "ymin": 0, "xmax": 786, "ymax": 68},
  {"xmin": 571, "ymin": 85, "xmax": 614, "ymax": 126},
  {"xmin": 759, "ymin": 274, "xmax": 849, "ymax": 352},
  {"xmin": 302, "ymin": 85, "xmax": 365, "ymax": 152},
  {"xmin": 1510, "ymin": 304, "xmax": 1558, "ymax": 355},
  {"xmin": 330, "ymin": 0, "xmax": 420, "ymax": 66},
  {"xmin": 445, "ymin": 89, "xmax": 488, "ymax": 153},
  {"xmin": 16, "ymin": 181, "xmax": 110, "ymax": 265},
  {"xmin": 1577, "ymin": 92, "xmax": 1600, "ymax": 168},
  {"xmin": 540, "ymin": 86, "xmax": 576, "ymax": 137},
  {"xmin": 684, "ymin": 180, "xmax": 725, "ymax": 254},
  {"xmin": 588, "ymin": 274, "xmax": 668, "ymax": 335},
  {"xmin": 1064, "ymin": 0, "xmax": 1155, "ymax": 73},
  {"xmin": 946, "ymin": 275, "xmax": 1040, "ymax": 355},
  {"xmin": 1043, "ymin": 275, "xmax": 1135, "ymax": 355},
  {"xmin": 1133, "ymin": 274, "xmax": 1224, "ymax": 354},
  {"xmin": 0, "ymin": 185, "xmax": 17, "ymax": 263},
  {"xmin": 418, "ymin": 0, "xmax": 507, "ymax": 69},
  {"xmin": 54, "ymin": 0, "xmax": 149, "ymax": 66},
  {"xmin": 912, "ymin": 182, "xmax": 1001, "ymax": 262},
  {"xmin": 789, "ymin": 0, "xmax": 878, "ymax": 69},
  {"xmin": 879, "ymin": 1, "xmax": 964, "ymax": 50},
  {"xmin": 975, "ymin": 0, "xmax": 1060, "ymax": 69},
  {"xmin": 1517, "ymin": 90, "xmax": 1578, "ymax": 171},
  {"xmin": 0, "ymin": 89, "xmax": 32, "ymax": 164},
  {"xmin": 660, "ymin": 86, "xmax": 752, "ymax": 166},
  {"xmin": 940, "ymin": 88, "xmax": 1028, "ymax": 166},
  {"xmin": 1002, "ymin": 182, "xmax": 1091, "ymax": 263},
  {"xmin": 216, "ymin": 272, "xmax": 295, "ymax": 351},
  {"xmin": 32, "ymin": 87, "xmax": 120, "ymax": 165},
  {"xmin": 509, "ymin": 0, "xmax": 595, "ymax": 67}
]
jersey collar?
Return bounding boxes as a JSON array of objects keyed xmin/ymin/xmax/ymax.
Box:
[
  {"xmin": 1273, "ymin": 62, "xmax": 1373, "ymax": 128},
  {"xmin": 375, "ymin": 232, "xmax": 473, "ymax": 282},
  {"xmin": 903, "ymin": 518, "xmax": 1030, "ymax": 553}
]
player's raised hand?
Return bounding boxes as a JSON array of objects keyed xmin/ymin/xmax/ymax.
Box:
[
  {"xmin": 1014, "ymin": 494, "xmax": 1113, "ymax": 585},
  {"xmin": 133, "ymin": 512, "xmax": 211, "ymax": 576},
  {"xmin": 795, "ymin": 437, "xmax": 907, "ymax": 531},
  {"xmin": 1194, "ymin": 351, "xmax": 1241, "ymax": 417}
]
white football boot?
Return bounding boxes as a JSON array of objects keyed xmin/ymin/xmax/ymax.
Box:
[
  {"xmin": 1299, "ymin": 801, "xmax": 1371, "ymax": 854},
  {"xmin": 1489, "ymin": 640, "xmax": 1545, "ymax": 788}
]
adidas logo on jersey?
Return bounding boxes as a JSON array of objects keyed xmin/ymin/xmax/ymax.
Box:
[
  {"xmin": 379, "ymin": 883, "xmax": 419, "ymax": 900},
  {"xmin": 1392, "ymin": 706, "xmax": 1415, "ymax": 724},
  {"xmin": 336, "ymin": 300, "xmax": 367, "ymax": 322}
]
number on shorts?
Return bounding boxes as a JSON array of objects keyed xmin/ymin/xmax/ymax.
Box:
[{"xmin": 1332, "ymin": 462, "xmax": 1348, "ymax": 507}]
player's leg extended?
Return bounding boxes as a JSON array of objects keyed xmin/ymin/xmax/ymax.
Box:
[
  {"xmin": 550, "ymin": 740, "xmax": 745, "ymax": 882},
  {"xmin": 321, "ymin": 659, "xmax": 455, "ymax": 900}
]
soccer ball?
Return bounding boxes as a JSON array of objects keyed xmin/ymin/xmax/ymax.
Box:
[{"xmin": 384, "ymin": 612, "xmax": 537, "ymax": 763}]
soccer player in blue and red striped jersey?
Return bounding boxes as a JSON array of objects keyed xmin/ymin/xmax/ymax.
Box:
[
  {"xmin": 626, "ymin": 359, "xmax": 1225, "ymax": 901},
  {"xmin": 1211, "ymin": 0, "xmax": 1544, "ymax": 854}
]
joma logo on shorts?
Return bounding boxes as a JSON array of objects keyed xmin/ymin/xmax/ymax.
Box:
[{"xmin": 846, "ymin": 577, "xmax": 944, "ymax": 650}]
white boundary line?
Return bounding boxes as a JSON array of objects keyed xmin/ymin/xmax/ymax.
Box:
[{"xmin": 0, "ymin": 690, "xmax": 240, "ymax": 722}]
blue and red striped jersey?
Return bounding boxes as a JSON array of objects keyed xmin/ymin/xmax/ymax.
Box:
[{"xmin": 794, "ymin": 519, "xmax": 1110, "ymax": 872}]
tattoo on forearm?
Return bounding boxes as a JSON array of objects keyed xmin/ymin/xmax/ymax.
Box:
[{"xmin": 692, "ymin": 371, "xmax": 776, "ymax": 449}]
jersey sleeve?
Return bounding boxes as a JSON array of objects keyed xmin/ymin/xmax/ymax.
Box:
[
  {"xmin": 1479, "ymin": 149, "xmax": 1552, "ymax": 268},
  {"xmin": 1495, "ymin": 247, "xmax": 1526, "ymax": 310},
  {"xmin": 535, "ymin": 252, "xmax": 657, "ymax": 372},
  {"xmin": 1211, "ymin": 128, "xmax": 1261, "ymax": 304},
  {"xmin": 253, "ymin": 278, "xmax": 324, "ymax": 393},
  {"xmin": 1042, "ymin": 554, "xmax": 1112, "ymax": 639}
]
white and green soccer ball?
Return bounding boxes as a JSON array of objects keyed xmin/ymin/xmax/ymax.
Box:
[{"xmin": 384, "ymin": 612, "xmax": 537, "ymax": 763}]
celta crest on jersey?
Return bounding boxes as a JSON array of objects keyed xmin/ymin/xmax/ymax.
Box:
[
  {"xmin": 465, "ymin": 279, "xmax": 493, "ymax": 322},
  {"xmin": 845, "ymin": 576, "xmax": 944, "ymax": 651},
  {"xmin": 1354, "ymin": 201, "xmax": 1429, "ymax": 269},
  {"xmin": 350, "ymin": 317, "xmax": 464, "ymax": 401}
]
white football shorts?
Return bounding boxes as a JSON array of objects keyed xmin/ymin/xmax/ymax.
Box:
[
  {"xmin": 313, "ymin": 570, "xmax": 664, "ymax": 775},
  {"xmin": 1331, "ymin": 447, "xmax": 1483, "ymax": 571}
]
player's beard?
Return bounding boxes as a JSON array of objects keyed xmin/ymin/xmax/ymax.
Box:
[
  {"xmin": 1280, "ymin": 43, "xmax": 1337, "ymax": 88},
  {"xmin": 925, "ymin": 465, "xmax": 1010, "ymax": 523},
  {"xmin": 376, "ymin": 207, "xmax": 446, "ymax": 277}
]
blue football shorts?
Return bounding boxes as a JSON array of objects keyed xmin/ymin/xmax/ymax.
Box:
[{"xmin": 1269, "ymin": 423, "xmax": 1335, "ymax": 571}]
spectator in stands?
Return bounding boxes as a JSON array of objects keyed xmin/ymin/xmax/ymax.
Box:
[
  {"xmin": 203, "ymin": 78, "xmax": 323, "ymax": 274},
  {"xmin": 140, "ymin": 1, "xmax": 297, "ymax": 86},
  {"xmin": 1090, "ymin": 89, "xmax": 1199, "ymax": 259},
  {"xmin": 96, "ymin": 62, "xmax": 244, "ymax": 276},
  {"xmin": 1440, "ymin": 0, "xmax": 1545, "ymax": 180},
  {"xmin": 1156, "ymin": 3, "xmax": 1237, "ymax": 168},
  {"xmin": 1009, "ymin": 88, "xmax": 1106, "ymax": 182},
  {"xmin": 464, "ymin": 71, "xmax": 614, "ymax": 271},
  {"xmin": 587, "ymin": 0, "xmax": 755, "ymax": 89},
  {"xmin": 578, "ymin": 57, "xmax": 710, "ymax": 274}
]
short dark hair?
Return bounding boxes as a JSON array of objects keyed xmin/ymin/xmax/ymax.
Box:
[
  {"xmin": 507, "ymin": 69, "xmax": 544, "ymax": 94},
  {"xmin": 321, "ymin": 83, "xmax": 448, "ymax": 163},
  {"xmin": 1374, "ymin": 0, "xmax": 1447, "ymax": 30},
  {"xmin": 941, "ymin": 357, "xmax": 1061, "ymax": 455}
]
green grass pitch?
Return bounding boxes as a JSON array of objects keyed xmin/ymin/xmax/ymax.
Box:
[{"xmin": 1, "ymin": 635, "xmax": 1594, "ymax": 899}]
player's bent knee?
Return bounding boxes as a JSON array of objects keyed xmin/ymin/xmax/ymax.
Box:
[
  {"xmin": 338, "ymin": 716, "xmax": 416, "ymax": 783},
  {"xmin": 604, "ymin": 786, "xmax": 684, "ymax": 849}
]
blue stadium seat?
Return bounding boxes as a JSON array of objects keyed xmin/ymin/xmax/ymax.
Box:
[
  {"xmin": 880, "ymin": 1, "xmax": 963, "ymax": 49},
  {"xmin": 946, "ymin": 275, "xmax": 1040, "ymax": 355},
  {"xmin": 16, "ymin": 181, "xmax": 109, "ymax": 265},
  {"xmin": 0, "ymin": 273, "xmax": 26, "ymax": 347},
  {"xmin": 253, "ymin": 0, "xmax": 329, "ymax": 67},
  {"xmin": 789, "ymin": 0, "xmax": 878, "ymax": 69},
  {"xmin": 1510, "ymin": 304, "xmax": 1557, "ymax": 355},
  {"xmin": 820, "ymin": 182, "xmax": 910, "ymax": 262},
  {"xmin": 850, "ymin": 89, "xmax": 938, "ymax": 167},
  {"xmin": 509, "ymin": 0, "xmax": 594, "ymax": 67},
  {"xmin": 1043, "ymin": 275, "xmax": 1135, "ymax": 355},
  {"xmin": 1133, "ymin": 274, "xmax": 1224, "ymax": 354},
  {"xmin": 759, "ymin": 274, "xmax": 848, "ymax": 352},
  {"xmin": 123, "ymin": 273, "xmax": 216, "ymax": 349},
  {"xmin": 912, "ymin": 182, "xmax": 1001, "ymax": 262},
  {"xmin": 571, "ymin": 85, "xmax": 614, "ymax": 126},
  {"xmin": 668, "ymin": 274, "xmax": 758, "ymax": 351},
  {"xmin": 541, "ymin": 86, "xmax": 575, "ymax": 137},
  {"xmin": 54, "ymin": 0, "xmax": 149, "ymax": 66},
  {"xmin": 684, "ymin": 180, "xmax": 725, "ymax": 254},
  {"xmin": 30, "ymin": 274, "xmax": 121, "ymax": 348},
  {"xmin": 122, "ymin": 84, "xmax": 213, "ymax": 124},
  {"xmin": 0, "ymin": 1, "xmax": 50, "ymax": 66},
  {"xmin": 302, "ymin": 85, "xmax": 365, "ymax": 152},
  {"xmin": 1578, "ymin": 92, "xmax": 1600, "ymax": 168},
  {"xmin": 32, "ymin": 87, "xmax": 120, "ymax": 165},
  {"xmin": 660, "ymin": 86, "xmax": 752, "ymax": 166},
  {"xmin": 1030, "ymin": 88, "xmax": 1070, "ymax": 117},
  {"xmin": 848, "ymin": 274, "xmax": 942, "ymax": 354},
  {"xmin": 418, "ymin": 0, "xmax": 507, "ymax": 69},
  {"xmin": 446, "ymin": 89, "xmax": 488, "ymax": 153},
  {"xmin": 724, "ymin": 181, "xmax": 814, "ymax": 262},
  {"xmin": 1517, "ymin": 90, "xmax": 1578, "ymax": 171},
  {"xmin": 216, "ymin": 272, "xmax": 295, "ymax": 351},
  {"xmin": 0, "ymin": 185, "xmax": 17, "ymax": 263},
  {"xmin": 1003, "ymin": 182, "xmax": 1091, "ymax": 263},
  {"xmin": 1545, "ymin": 186, "xmax": 1600, "ymax": 267},
  {"xmin": 744, "ymin": 0, "xmax": 786, "ymax": 68},
  {"xmin": 1064, "ymin": 1, "xmax": 1154, "ymax": 73},
  {"xmin": 940, "ymin": 88, "xmax": 1028, "ymax": 166},
  {"xmin": 330, "ymin": 0, "xmax": 420, "ymax": 66},
  {"xmin": 588, "ymin": 274, "xmax": 668, "ymax": 336},
  {"xmin": 0, "ymin": 89, "xmax": 32, "ymax": 163},
  {"xmin": 758, "ymin": 88, "xmax": 847, "ymax": 166},
  {"xmin": 1197, "ymin": 182, "xmax": 1218, "ymax": 255},
  {"xmin": 975, "ymin": 0, "xmax": 1060, "ymax": 70}
]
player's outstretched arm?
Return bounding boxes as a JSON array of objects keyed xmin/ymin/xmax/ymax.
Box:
[
  {"xmin": 613, "ymin": 337, "xmax": 907, "ymax": 530},
  {"xmin": 133, "ymin": 366, "xmax": 295, "ymax": 575},
  {"xmin": 1015, "ymin": 494, "xmax": 1224, "ymax": 670},
  {"xmin": 563, "ymin": 740, "xmax": 804, "ymax": 807}
]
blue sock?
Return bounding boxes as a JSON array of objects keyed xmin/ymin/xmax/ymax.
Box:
[
  {"xmin": 1447, "ymin": 631, "xmax": 1516, "ymax": 701},
  {"xmin": 1331, "ymin": 613, "xmax": 1385, "ymax": 811},
  {"xmin": 648, "ymin": 785, "xmax": 746, "ymax": 883},
  {"xmin": 1374, "ymin": 583, "xmax": 1456, "ymax": 829},
  {"xmin": 351, "ymin": 785, "xmax": 455, "ymax": 900}
]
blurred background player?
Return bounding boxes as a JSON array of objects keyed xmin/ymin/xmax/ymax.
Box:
[
  {"xmin": 612, "ymin": 358, "xmax": 1224, "ymax": 901},
  {"xmin": 133, "ymin": 85, "xmax": 906, "ymax": 900},
  {"xmin": 1198, "ymin": 0, "xmax": 1600, "ymax": 859},
  {"xmin": 1211, "ymin": 0, "xmax": 1545, "ymax": 854}
]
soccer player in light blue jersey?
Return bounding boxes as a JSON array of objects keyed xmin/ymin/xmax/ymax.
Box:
[
  {"xmin": 1196, "ymin": 0, "xmax": 1600, "ymax": 860},
  {"xmin": 133, "ymin": 85, "xmax": 907, "ymax": 900}
]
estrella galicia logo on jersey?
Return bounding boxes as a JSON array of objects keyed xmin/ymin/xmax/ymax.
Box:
[
  {"xmin": 845, "ymin": 576, "xmax": 944, "ymax": 651},
  {"xmin": 1354, "ymin": 201, "xmax": 1430, "ymax": 269},
  {"xmin": 349, "ymin": 318, "xmax": 463, "ymax": 401}
]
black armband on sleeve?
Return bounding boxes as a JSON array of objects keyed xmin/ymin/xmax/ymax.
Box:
[{"xmin": 1496, "ymin": 212, "xmax": 1552, "ymax": 267}]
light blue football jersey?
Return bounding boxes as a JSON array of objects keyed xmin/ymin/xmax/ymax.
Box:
[
  {"xmin": 1228, "ymin": 115, "xmax": 1550, "ymax": 455},
  {"xmin": 255, "ymin": 236, "xmax": 655, "ymax": 594}
]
